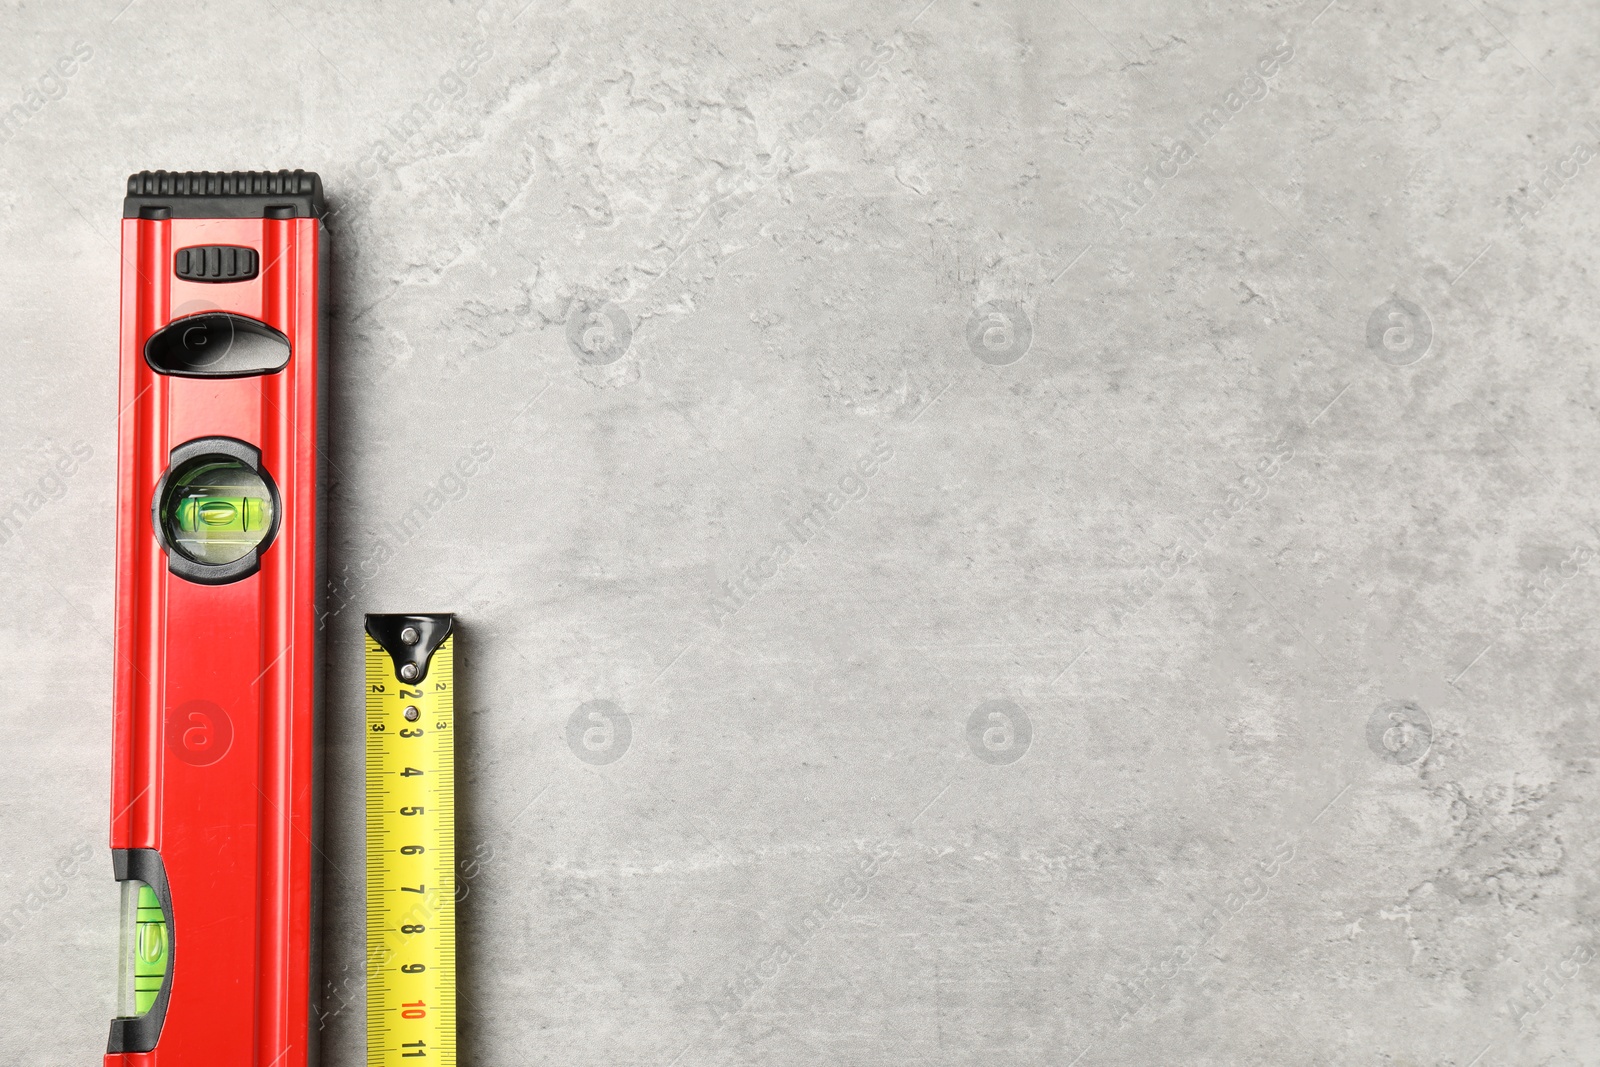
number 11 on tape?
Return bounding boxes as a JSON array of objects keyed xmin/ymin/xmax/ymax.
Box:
[{"xmin": 365, "ymin": 615, "xmax": 457, "ymax": 1066}]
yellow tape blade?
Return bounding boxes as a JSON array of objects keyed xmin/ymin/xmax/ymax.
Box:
[{"xmin": 366, "ymin": 632, "xmax": 455, "ymax": 1067}]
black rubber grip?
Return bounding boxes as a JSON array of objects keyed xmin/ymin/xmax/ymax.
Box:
[
  {"xmin": 124, "ymin": 170, "xmax": 326, "ymax": 220},
  {"xmin": 176, "ymin": 245, "xmax": 260, "ymax": 282}
]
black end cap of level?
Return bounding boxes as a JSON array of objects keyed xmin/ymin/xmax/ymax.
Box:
[
  {"xmin": 124, "ymin": 169, "xmax": 327, "ymax": 220},
  {"xmin": 366, "ymin": 614, "xmax": 454, "ymax": 686}
]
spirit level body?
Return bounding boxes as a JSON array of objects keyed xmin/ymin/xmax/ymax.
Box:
[{"xmin": 107, "ymin": 171, "xmax": 328, "ymax": 1066}]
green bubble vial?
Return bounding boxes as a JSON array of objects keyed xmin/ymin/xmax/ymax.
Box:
[
  {"xmin": 116, "ymin": 881, "xmax": 169, "ymax": 1017},
  {"xmin": 160, "ymin": 457, "xmax": 276, "ymax": 566}
]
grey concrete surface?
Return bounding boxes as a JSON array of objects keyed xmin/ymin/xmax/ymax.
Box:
[{"xmin": 2, "ymin": 0, "xmax": 1599, "ymax": 1062}]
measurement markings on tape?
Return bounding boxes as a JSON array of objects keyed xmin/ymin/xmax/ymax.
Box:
[{"xmin": 365, "ymin": 614, "xmax": 457, "ymax": 1066}]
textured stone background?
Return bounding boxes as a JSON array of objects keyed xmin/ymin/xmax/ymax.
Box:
[{"xmin": 3, "ymin": 0, "xmax": 1599, "ymax": 1063}]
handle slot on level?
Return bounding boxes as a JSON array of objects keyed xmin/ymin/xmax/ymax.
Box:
[{"xmin": 144, "ymin": 312, "xmax": 290, "ymax": 378}]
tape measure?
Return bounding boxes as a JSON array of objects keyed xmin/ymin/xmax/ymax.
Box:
[{"xmin": 365, "ymin": 614, "xmax": 458, "ymax": 1066}]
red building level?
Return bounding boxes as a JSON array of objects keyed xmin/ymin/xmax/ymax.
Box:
[{"xmin": 107, "ymin": 170, "xmax": 328, "ymax": 1067}]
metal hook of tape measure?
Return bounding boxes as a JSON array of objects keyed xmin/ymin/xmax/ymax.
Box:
[{"xmin": 365, "ymin": 614, "xmax": 454, "ymax": 684}]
